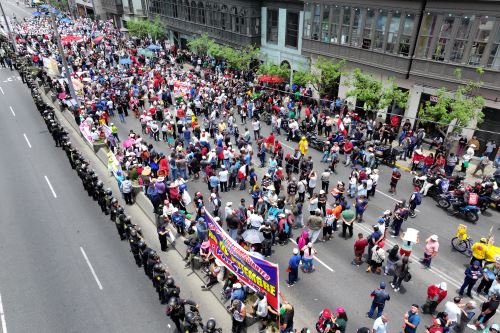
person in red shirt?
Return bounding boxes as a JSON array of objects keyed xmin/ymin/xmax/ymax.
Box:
[
  {"xmin": 353, "ymin": 233, "xmax": 369, "ymax": 266},
  {"xmin": 423, "ymin": 282, "xmax": 447, "ymax": 314},
  {"xmin": 425, "ymin": 318, "xmax": 444, "ymax": 333},
  {"xmin": 411, "ymin": 149, "xmax": 425, "ymax": 173},
  {"xmin": 423, "ymin": 153, "xmax": 435, "ymax": 173},
  {"xmin": 343, "ymin": 140, "xmax": 354, "ymax": 165},
  {"xmin": 389, "ymin": 168, "xmax": 402, "ymax": 194}
]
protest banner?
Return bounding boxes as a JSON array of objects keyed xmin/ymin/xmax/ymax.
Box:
[{"xmin": 205, "ymin": 212, "xmax": 279, "ymax": 309}]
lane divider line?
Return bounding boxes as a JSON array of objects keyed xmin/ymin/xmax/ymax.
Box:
[
  {"xmin": 0, "ymin": 87, "xmax": 4, "ymax": 95},
  {"xmin": 0, "ymin": 292, "xmax": 7, "ymax": 333},
  {"xmin": 9, "ymin": 106, "xmax": 15, "ymax": 117},
  {"xmin": 43, "ymin": 175, "xmax": 57, "ymax": 198},
  {"xmin": 80, "ymin": 247, "xmax": 103, "ymax": 290},
  {"xmin": 23, "ymin": 133, "xmax": 31, "ymax": 149},
  {"xmin": 289, "ymin": 238, "xmax": 335, "ymax": 273}
]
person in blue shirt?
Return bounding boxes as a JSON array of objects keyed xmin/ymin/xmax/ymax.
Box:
[
  {"xmin": 209, "ymin": 175, "xmax": 219, "ymax": 193},
  {"xmin": 459, "ymin": 260, "xmax": 483, "ymax": 297},
  {"xmin": 403, "ymin": 304, "xmax": 421, "ymax": 333},
  {"xmin": 195, "ymin": 217, "xmax": 208, "ymax": 241},
  {"xmin": 230, "ymin": 283, "xmax": 245, "ymax": 302},
  {"xmin": 367, "ymin": 282, "xmax": 390, "ymax": 318},
  {"xmin": 287, "ymin": 248, "xmax": 301, "ymax": 286}
]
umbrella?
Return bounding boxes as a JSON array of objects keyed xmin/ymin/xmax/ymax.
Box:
[
  {"xmin": 61, "ymin": 35, "xmax": 83, "ymax": 44},
  {"xmin": 138, "ymin": 48, "xmax": 154, "ymax": 57},
  {"xmin": 147, "ymin": 44, "xmax": 161, "ymax": 51},
  {"xmin": 93, "ymin": 35, "xmax": 104, "ymax": 43},
  {"xmin": 242, "ymin": 229, "xmax": 264, "ymax": 244},
  {"xmin": 122, "ymin": 138, "xmax": 135, "ymax": 148},
  {"xmin": 32, "ymin": 11, "xmax": 42, "ymax": 16},
  {"xmin": 60, "ymin": 18, "xmax": 72, "ymax": 24}
]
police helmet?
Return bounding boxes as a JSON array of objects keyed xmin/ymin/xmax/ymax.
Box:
[
  {"xmin": 106, "ymin": 188, "xmax": 112, "ymax": 195},
  {"xmin": 153, "ymin": 263, "xmax": 161, "ymax": 271},
  {"xmin": 117, "ymin": 207, "xmax": 125, "ymax": 214},
  {"xmin": 111, "ymin": 198, "xmax": 118, "ymax": 205},
  {"xmin": 166, "ymin": 277, "xmax": 175, "ymax": 287},
  {"xmin": 124, "ymin": 216, "xmax": 131, "ymax": 223},
  {"xmin": 96, "ymin": 181, "xmax": 104, "ymax": 189},
  {"xmin": 206, "ymin": 319, "xmax": 217, "ymax": 330},
  {"xmin": 168, "ymin": 297, "xmax": 179, "ymax": 307},
  {"xmin": 185, "ymin": 312, "xmax": 197, "ymax": 324},
  {"xmin": 129, "ymin": 229, "xmax": 137, "ymax": 237}
]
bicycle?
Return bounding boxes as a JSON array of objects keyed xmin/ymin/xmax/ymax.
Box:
[{"xmin": 451, "ymin": 224, "xmax": 473, "ymax": 257}]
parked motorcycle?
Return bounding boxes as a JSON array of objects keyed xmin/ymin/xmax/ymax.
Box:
[{"xmin": 437, "ymin": 193, "xmax": 480, "ymax": 223}]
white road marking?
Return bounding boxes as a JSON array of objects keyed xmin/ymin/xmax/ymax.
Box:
[
  {"xmin": 23, "ymin": 133, "xmax": 31, "ymax": 148},
  {"xmin": 0, "ymin": 87, "xmax": 4, "ymax": 95},
  {"xmin": 43, "ymin": 175, "xmax": 57, "ymax": 198},
  {"xmin": 374, "ymin": 189, "xmax": 421, "ymax": 212},
  {"xmin": 80, "ymin": 247, "xmax": 103, "ymax": 290},
  {"xmin": 167, "ymin": 324, "xmax": 171, "ymax": 329},
  {"xmin": 9, "ymin": 106, "xmax": 15, "ymax": 117},
  {"xmin": 0, "ymin": 292, "xmax": 7, "ymax": 333},
  {"xmin": 289, "ymin": 238, "xmax": 335, "ymax": 272}
]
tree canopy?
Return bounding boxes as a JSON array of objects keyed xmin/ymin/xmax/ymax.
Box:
[
  {"xmin": 419, "ymin": 68, "xmax": 485, "ymax": 134},
  {"xmin": 346, "ymin": 68, "xmax": 408, "ymax": 112},
  {"xmin": 293, "ymin": 57, "xmax": 345, "ymax": 96},
  {"xmin": 126, "ymin": 17, "xmax": 165, "ymax": 40},
  {"xmin": 256, "ymin": 63, "xmax": 291, "ymax": 80}
]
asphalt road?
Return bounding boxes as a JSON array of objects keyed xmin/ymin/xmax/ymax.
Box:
[{"xmin": 0, "ymin": 68, "xmax": 173, "ymax": 332}]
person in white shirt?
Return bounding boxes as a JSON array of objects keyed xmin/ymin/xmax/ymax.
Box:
[
  {"xmin": 252, "ymin": 119, "xmax": 261, "ymax": 140},
  {"xmin": 444, "ymin": 296, "xmax": 463, "ymax": 324},
  {"xmin": 219, "ymin": 166, "xmax": 229, "ymax": 192},
  {"xmin": 372, "ymin": 314, "xmax": 389, "ymax": 333}
]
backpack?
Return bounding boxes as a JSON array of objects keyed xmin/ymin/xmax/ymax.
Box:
[
  {"xmin": 316, "ymin": 309, "xmax": 333, "ymax": 333},
  {"xmin": 413, "ymin": 192, "xmax": 422, "ymax": 205}
]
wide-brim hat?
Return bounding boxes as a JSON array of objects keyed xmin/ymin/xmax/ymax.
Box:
[{"xmin": 141, "ymin": 166, "xmax": 151, "ymax": 176}]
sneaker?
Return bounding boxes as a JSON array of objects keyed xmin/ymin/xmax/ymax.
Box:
[
  {"xmin": 467, "ymin": 324, "xmax": 477, "ymax": 331},
  {"xmin": 394, "ymin": 287, "xmax": 400, "ymax": 292},
  {"xmin": 390, "ymin": 283, "xmax": 395, "ymax": 288}
]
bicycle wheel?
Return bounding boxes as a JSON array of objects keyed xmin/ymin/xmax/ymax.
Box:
[{"xmin": 451, "ymin": 237, "xmax": 468, "ymax": 253}]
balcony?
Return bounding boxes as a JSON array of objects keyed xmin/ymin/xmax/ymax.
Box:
[
  {"xmin": 409, "ymin": 59, "xmax": 500, "ymax": 100},
  {"xmin": 302, "ymin": 38, "xmax": 413, "ymax": 78},
  {"xmin": 161, "ymin": 17, "xmax": 261, "ymax": 48}
]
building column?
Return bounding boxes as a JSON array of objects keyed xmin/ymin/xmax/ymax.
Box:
[
  {"xmin": 406, "ymin": 84, "xmax": 423, "ymax": 128},
  {"xmin": 338, "ymin": 74, "xmax": 355, "ymax": 108}
]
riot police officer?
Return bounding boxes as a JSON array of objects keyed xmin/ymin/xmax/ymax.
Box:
[
  {"xmin": 203, "ymin": 319, "xmax": 221, "ymax": 333},
  {"xmin": 90, "ymin": 174, "xmax": 99, "ymax": 200},
  {"xmin": 152, "ymin": 264, "xmax": 168, "ymax": 300},
  {"xmin": 103, "ymin": 189, "xmax": 113, "ymax": 215},
  {"xmin": 116, "ymin": 208, "xmax": 127, "ymax": 240},
  {"xmin": 141, "ymin": 247, "xmax": 155, "ymax": 276},
  {"xmin": 109, "ymin": 199, "xmax": 120, "ymax": 222},
  {"xmin": 162, "ymin": 277, "xmax": 180, "ymax": 304},
  {"xmin": 146, "ymin": 252, "xmax": 160, "ymax": 280},
  {"xmin": 166, "ymin": 297, "xmax": 199, "ymax": 333},
  {"xmin": 96, "ymin": 181, "xmax": 105, "ymax": 212},
  {"xmin": 129, "ymin": 230, "xmax": 143, "ymax": 267}
]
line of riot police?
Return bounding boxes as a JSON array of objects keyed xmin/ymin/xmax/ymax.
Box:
[{"xmin": 20, "ymin": 60, "xmax": 222, "ymax": 333}]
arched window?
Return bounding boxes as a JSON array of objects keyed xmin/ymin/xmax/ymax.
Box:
[
  {"xmin": 212, "ymin": 4, "xmax": 221, "ymax": 28},
  {"xmin": 205, "ymin": 2, "xmax": 212, "ymax": 26},
  {"xmin": 173, "ymin": 0, "xmax": 179, "ymax": 18},
  {"xmin": 239, "ymin": 8, "xmax": 248, "ymax": 35},
  {"xmin": 198, "ymin": 2, "xmax": 205, "ymax": 24},
  {"xmin": 230, "ymin": 7, "xmax": 238, "ymax": 33},
  {"xmin": 221, "ymin": 5, "xmax": 228, "ymax": 30},
  {"xmin": 184, "ymin": 0, "xmax": 190, "ymax": 21},
  {"xmin": 191, "ymin": 1, "xmax": 197, "ymax": 22}
]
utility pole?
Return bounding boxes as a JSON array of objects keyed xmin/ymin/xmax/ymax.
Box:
[
  {"xmin": 0, "ymin": 0, "xmax": 17, "ymax": 52},
  {"xmin": 48, "ymin": 3, "xmax": 80, "ymax": 107}
]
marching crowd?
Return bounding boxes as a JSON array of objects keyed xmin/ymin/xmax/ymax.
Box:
[{"xmin": 9, "ymin": 9, "xmax": 500, "ymax": 333}]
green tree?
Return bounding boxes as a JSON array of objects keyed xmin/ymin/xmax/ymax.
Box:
[
  {"xmin": 256, "ymin": 63, "xmax": 291, "ymax": 80},
  {"xmin": 419, "ymin": 68, "xmax": 485, "ymax": 135},
  {"xmin": 293, "ymin": 57, "xmax": 345, "ymax": 96},
  {"xmin": 187, "ymin": 33, "xmax": 215, "ymax": 57},
  {"xmin": 126, "ymin": 17, "xmax": 165, "ymax": 40},
  {"xmin": 222, "ymin": 44, "xmax": 260, "ymax": 71}
]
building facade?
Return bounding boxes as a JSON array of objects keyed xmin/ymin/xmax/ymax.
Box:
[{"xmin": 301, "ymin": 0, "xmax": 500, "ymax": 143}]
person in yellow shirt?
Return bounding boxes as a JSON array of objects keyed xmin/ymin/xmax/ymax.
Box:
[
  {"xmin": 298, "ymin": 136, "xmax": 308, "ymax": 156},
  {"xmin": 471, "ymin": 238, "xmax": 489, "ymax": 266}
]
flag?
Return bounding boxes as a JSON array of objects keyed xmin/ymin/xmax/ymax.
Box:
[{"xmin": 337, "ymin": 117, "xmax": 347, "ymax": 136}]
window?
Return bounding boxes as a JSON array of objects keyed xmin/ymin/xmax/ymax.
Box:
[
  {"xmin": 267, "ymin": 8, "xmax": 279, "ymax": 43},
  {"xmin": 173, "ymin": 0, "xmax": 178, "ymax": 18},
  {"xmin": 432, "ymin": 16, "xmax": 455, "ymax": 61},
  {"xmin": 330, "ymin": 5, "xmax": 341, "ymax": 43},
  {"xmin": 398, "ymin": 13, "xmax": 414, "ymax": 56},
  {"xmin": 469, "ymin": 16, "xmax": 495, "ymax": 65},
  {"xmin": 286, "ymin": 11, "xmax": 300, "ymax": 48},
  {"xmin": 362, "ymin": 8, "xmax": 374, "ymax": 49},
  {"xmin": 351, "ymin": 8, "xmax": 362, "ymax": 46},
  {"xmin": 205, "ymin": 2, "xmax": 211, "ymax": 25},
  {"xmin": 450, "ymin": 16, "xmax": 472, "ymax": 63},
  {"xmin": 487, "ymin": 27, "xmax": 500, "ymax": 70},
  {"xmin": 416, "ymin": 13, "xmax": 437, "ymax": 57},
  {"xmin": 221, "ymin": 5, "xmax": 228, "ymax": 30},
  {"xmin": 185, "ymin": 0, "xmax": 190, "ymax": 21},
  {"xmin": 312, "ymin": 4, "xmax": 321, "ymax": 40},
  {"xmin": 321, "ymin": 5, "xmax": 331, "ymax": 42},
  {"xmin": 212, "ymin": 4, "xmax": 220, "ymax": 28},
  {"xmin": 190, "ymin": 1, "xmax": 197, "ymax": 22},
  {"xmin": 385, "ymin": 12, "xmax": 401, "ymax": 53},
  {"xmin": 198, "ymin": 2, "xmax": 205, "ymax": 24},
  {"xmin": 340, "ymin": 6, "xmax": 351, "ymax": 45},
  {"xmin": 303, "ymin": 3, "xmax": 311, "ymax": 38},
  {"xmin": 373, "ymin": 10, "xmax": 387, "ymax": 50},
  {"xmin": 231, "ymin": 7, "xmax": 238, "ymax": 33}
]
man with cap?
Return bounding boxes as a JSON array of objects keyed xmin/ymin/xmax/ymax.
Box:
[
  {"xmin": 287, "ymin": 248, "xmax": 301, "ymax": 287},
  {"xmin": 459, "ymin": 260, "xmax": 483, "ymax": 298},
  {"xmin": 367, "ymin": 282, "xmax": 391, "ymax": 319},
  {"xmin": 196, "ymin": 217, "xmax": 208, "ymax": 241}
]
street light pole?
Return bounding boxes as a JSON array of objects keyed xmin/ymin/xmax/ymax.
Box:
[
  {"xmin": 48, "ymin": 4, "xmax": 80, "ymax": 107},
  {"xmin": 0, "ymin": 0, "xmax": 17, "ymax": 52}
]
